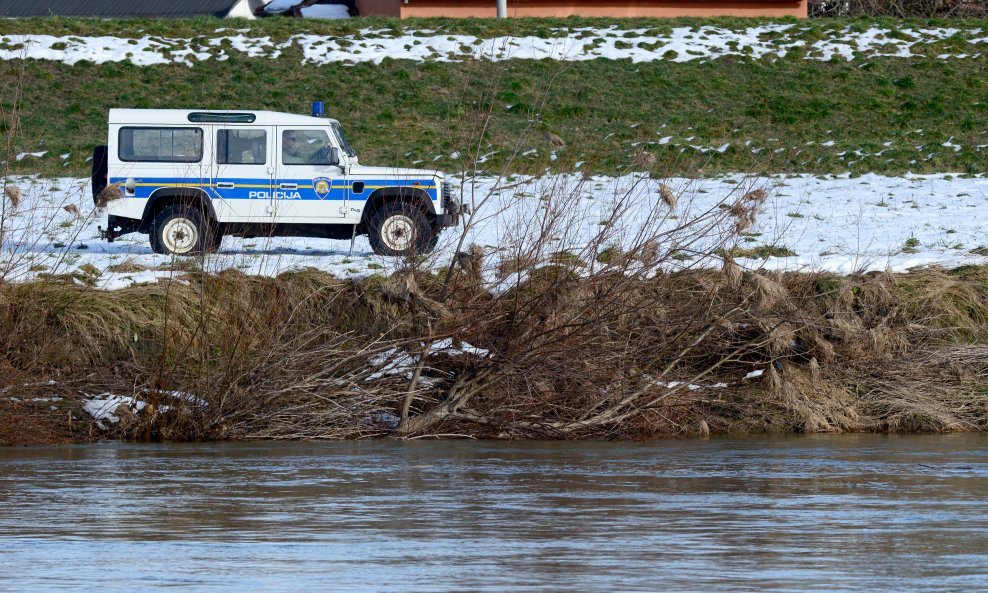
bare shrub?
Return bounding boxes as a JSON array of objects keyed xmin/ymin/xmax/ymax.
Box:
[{"xmin": 810, "ymin": 0, "xmax": 986, "ymax": 17}]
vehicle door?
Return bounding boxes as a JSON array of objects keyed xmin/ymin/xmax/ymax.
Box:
[
  {"xmin": 273, "ymin": 126, "xmax": 347, "ymax": 222},
  {"xmin": 211, "ymin": 126, "xmax": 274, "ymax": 221}
]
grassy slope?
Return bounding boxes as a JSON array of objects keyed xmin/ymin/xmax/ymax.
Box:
[{"xmin": 1, "ymin": 16, "xmax": 986, "ymax": 177}]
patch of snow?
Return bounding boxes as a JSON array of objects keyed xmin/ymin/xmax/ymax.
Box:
[
  {"xmin": 83, "ymin": 394, "xmax": 145, "ymax": 424},
  {"xmin": 15, "ymin": 151, "xmax": 46, "ymax": 161},
  {"xmin": 942, "ymin": 138, "xmax": 962, "ymax": 152},
  {"xmin": 366, "ymin": 339, "xmax": 488, "ymax": 383},
  {"xmin": 1, "ymin": 25, "xmax": 986, "ymax": 67},
  {"xmin": 4, "ymin": 172, "xmax": 988, "ymax": 291},
  {"xmin": 430, "ymin": 338, "xmax": 489, "ymax": 358},
  {"xmin": 260, "ymin": 0, "xmax": 301, "ymax": 12},
  {"xmin": 299, "ymin": 5, "xmax": 351, "ymax": 19}
]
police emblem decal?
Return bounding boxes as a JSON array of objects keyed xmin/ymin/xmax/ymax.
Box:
[{"xmin": 313, "ymin": 177, "xmax": 332, "ymax": 199}]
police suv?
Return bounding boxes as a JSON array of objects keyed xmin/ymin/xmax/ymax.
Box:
[{"xmin": 91, "ymin": 104, "xmax": 462, "ymax": 256}]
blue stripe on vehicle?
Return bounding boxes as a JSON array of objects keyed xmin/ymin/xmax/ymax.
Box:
[{"xmin": 109, "ymin": 177, "xmax": 439, "ymax": 200}]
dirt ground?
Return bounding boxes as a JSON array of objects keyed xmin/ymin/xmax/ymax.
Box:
[{"xmin": 0, "ymin": 396, "xmax": 94, "ymax": 446}]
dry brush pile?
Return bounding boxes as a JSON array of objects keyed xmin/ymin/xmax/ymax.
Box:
[
  {"xmin": 2, "ymin": 177, "xmax": 987, "ymax": 442},
  {"xmin": 810, "ymin": 0, "xmax": 986, "ymax": 17}
]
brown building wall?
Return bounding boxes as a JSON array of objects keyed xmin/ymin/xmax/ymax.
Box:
[
  {"xmin": 356, "ymin": 0, "xmax": 401, "ymax": 16},
  {"xmin": 357, "ymin": 0, "xmax": 808, "ymax": 18}
]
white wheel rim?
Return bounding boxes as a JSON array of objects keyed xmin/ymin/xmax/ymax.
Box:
[
  {"xmin": 381, "ymin": 214, "xmax": 416, "ymax": 252},
  {"xmin": 162, "ymin": 218, "xmax": 198, "ymax": 254}
]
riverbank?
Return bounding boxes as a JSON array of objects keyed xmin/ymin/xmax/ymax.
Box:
[
  {"xmin": 2, "ymin": 262, "xmax": 986, "ymax": 445},
  {"xmin": 4, "ymin": 168, "xmax": 988, "ymax": 444}
]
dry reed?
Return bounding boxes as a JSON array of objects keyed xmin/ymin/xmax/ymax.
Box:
[{"xmin": 3, "ymin": 184, "xmax": 20, "ymax": 208}]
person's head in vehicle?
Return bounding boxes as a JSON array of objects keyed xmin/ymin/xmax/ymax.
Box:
[
  {"xmin": 283, "ymin": 131, "xmax": 306, "ymax": 162},
  {"xmin": 283, "ymin": 130, "xmax": 331, "ymax": 165}
]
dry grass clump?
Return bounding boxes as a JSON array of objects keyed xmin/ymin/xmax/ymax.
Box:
[
  {"xmin": 382, "ymin": 269, "xmax": 452, "ymax": 322},
  {"xmin": 895, "ymin": 268, "xmax": 988, "ymax": 339},
  {"xmin": 854, "ymin": 345, "xmax": 988, "ymax": 432},
  {"xmin": 774, "ymin": 366, "xmax": 860, "ymax": 433},
  {"xmin": 743, "ymin": 189, "xmax": 768, "ymax": 202},
  {"xmin": 496, "ymin": 252, "xmax": 540, "ymax": 280},
  {"xmin": 637, "ymin": 151, "xmax": 657, "ymax": 169},
  {"xmin": 95, "ymin": 183, "xmax": 122, "ymax": 208},
  {"xmin": 751, "ymin": 272, "xmax": 788, "ymax": 312},
  {"xmin": 454, "ymin": 244, "xmax": 485, "ymax": 282},
  {"xmin": 1, "ymin": 280, "xmax": 201, "ymax": 367},
  {"xmin": 4, "ymin": 184, "xmax": 20, "ymax": 208},
  {"xmin": 107, "ymin": 260, "xmax": 151, "ymax": 274},
  {"xmin": 659, "ymin": 184, "xmax": 678, "ymax": 210},
  {"xmin": 722, "ymin": 253, "xmax": 743, "ymax": 288}
]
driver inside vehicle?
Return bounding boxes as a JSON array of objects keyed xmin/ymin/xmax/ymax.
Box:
[{"xmin": 282, "ymin": 130, "xmax": 334, "ymax": 165}]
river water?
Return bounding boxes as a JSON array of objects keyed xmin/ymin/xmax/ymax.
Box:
[{"xmin": 0, "ymin": 435, "xmax": 986, "ymax": 592}]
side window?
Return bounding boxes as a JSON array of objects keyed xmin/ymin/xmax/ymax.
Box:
[
  {"xmin": 118, "ymin": 127, "xmax": 202, "ymax": 163},
  {"xmin": 282, "ymin": 130, "xmax": 333, "ymax": 166},
  {"xmin": 217, "ymin": 129, "xmax": 267, "ymax": 165}
]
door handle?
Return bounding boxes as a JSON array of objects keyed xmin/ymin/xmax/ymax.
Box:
[
  {"xmin": 216, "ymin": 182, "xmax": 235, "ymax": 189},
  {"xmin": 280, "ymin": 183, "xmax": 297, "ymax": 190}
]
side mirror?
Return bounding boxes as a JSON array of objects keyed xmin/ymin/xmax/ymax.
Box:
[{"xmin": 329, "ymin": 147, "xmax": 340, "ymax": 166}]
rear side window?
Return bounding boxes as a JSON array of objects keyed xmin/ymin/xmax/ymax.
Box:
[
  {"xmin": 216, "ymin": 129, "xmax": 267, "ymax": 165},
  {"xmin": 118, "ymin": 127, "xmax": 202, "ymax": 163}
]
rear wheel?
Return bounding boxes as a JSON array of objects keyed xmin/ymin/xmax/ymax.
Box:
[
  {"xmin": 207, "ymin": 224, "xmax": 223, "ymax": 253},
  {"xmin": 149, "ymin": 205, "xmax": 212, "ymax": 256},
  {"xmin": 367, "ymin": 202, "xmax": 435, "ymax": 257}
]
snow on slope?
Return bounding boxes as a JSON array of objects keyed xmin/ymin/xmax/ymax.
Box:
[
  {"xmin": 0, "ymin": 25, "xmax": 984, "ymax": 66},
  {"xmin": 1, "ymin": 173, "xmax": 987, "ymax": 290}
]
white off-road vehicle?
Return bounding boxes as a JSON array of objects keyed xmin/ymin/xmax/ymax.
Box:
[{"xmin": 91, "ymin": 104, "xmax": 462, "ymax": 256}]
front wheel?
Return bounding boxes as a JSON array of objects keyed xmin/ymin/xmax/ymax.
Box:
[
  {"xmin": 149, "ymin": 204, "xmax": 213, "ymax": 256},
  {"xmin": 367, "ymin": 203, "xmax": 436, "ymax": 257}
]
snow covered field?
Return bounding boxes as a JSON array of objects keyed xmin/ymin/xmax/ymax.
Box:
[
  {"xmin": 2, "ymin": 172, "xmax": 987, "ymax": 290},
  {"xmin": 0, "ymin": 24, "xmax": 985, "ymax": 67}
]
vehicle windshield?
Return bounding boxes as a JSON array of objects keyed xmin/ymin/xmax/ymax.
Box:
[{"xmin": 331, "ymin": 122, "xmax": 356, "ymax": 158}]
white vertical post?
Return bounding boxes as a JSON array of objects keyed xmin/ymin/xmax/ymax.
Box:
[{"xmin": 497, "ymin": 0, "xmax": 507, "ymax": 18}]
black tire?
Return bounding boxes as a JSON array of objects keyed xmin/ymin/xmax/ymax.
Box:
[
  {"xmin": 367, "ymin": 202, "xmax": 435, "ymax": 257},
  {"xmin": 90, "ymin": 145, "xmax": 108, "ymax": 205},
  {"xmin": 425, "ymin": 226, "xmax": 442, "ymax": 251},
  {"xmin": 149, "ymin": 204, "xmax": 212, "ymax": 256},
  {"xmin": 207, "ymin": 224, "xmax": 223, "ymax": 253}
]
